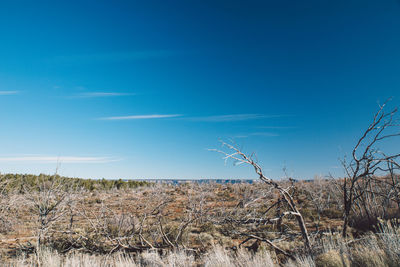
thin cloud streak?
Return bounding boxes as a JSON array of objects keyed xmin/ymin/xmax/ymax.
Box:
[
  {"xmin": 250, "ymin": 132, "xmax": 279, "ymax": 137},
  {"xmin": 258, "ymin": 126, "xmax": 297, "ymax": 129},
  {"xmin": 189, "ymin": 114, "xmax": 284, "ymax": 122},
  {"xmin": 76, "ymin": 92, "xmax": 135, "ymax": 98},
  {"xmin": 52, "ymin": 50, "xmax": 184, "ymax": 64},
  {"xmin": 99, "ymin": 114, "xmax": 183, "ymax": 120},
  {"xmin": 234, "ymin": 132, "xmax": 279, "ymax": 138},
  {"xmin": 0, "ymin": 156, "xmax": 119, "ymax": 163},
  {"xmin": 99, "ymin": 114, "xmax": 287, "ymax": 121},
  {"xmin": 0, "ymin": 91, "xmax": 19, "ymax": 95}
]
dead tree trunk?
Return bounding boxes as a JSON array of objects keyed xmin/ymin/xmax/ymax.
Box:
[{"xmin": 212, "ymin": 142, "xmax": 312, "ymax": 253}]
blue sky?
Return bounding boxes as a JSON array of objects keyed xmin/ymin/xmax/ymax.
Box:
[{"xmin": 0, "ymin": 0, "xmax": 400, "ymax": 180}]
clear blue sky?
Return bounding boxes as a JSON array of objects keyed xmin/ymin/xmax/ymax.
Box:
[{"xmin": 0, "ymin": 0, "xmax": 400, "ymax": 180}]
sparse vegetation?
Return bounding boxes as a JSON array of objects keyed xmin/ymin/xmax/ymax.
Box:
[{"xmin": 0, "ymin": 172, "xmax": 399, "ymax": 266}]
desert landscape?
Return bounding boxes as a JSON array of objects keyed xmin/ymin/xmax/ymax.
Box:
[
  {"xmin": 0, "ymin": 103, "xmax": 399, "ymax": 266},
  {"xmin": 1, "ymin": 0, "xmax": 400, "ymax": 266}
]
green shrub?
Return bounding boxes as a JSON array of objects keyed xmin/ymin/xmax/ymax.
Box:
[{"xmin": 0, "ymin": 173, "xmax": 150, "ymax": 192}]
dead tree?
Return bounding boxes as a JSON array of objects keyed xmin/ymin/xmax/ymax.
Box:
[
  {"xmin": 211, "ymin": 141, "xmax": 312, "ymax": 254},
  {"xmin": 0, "ymin": 176, "xmax": 18, "ymax": 233},
  {"xmin": 23, "ymin": 174, "xmax": 73, "ymax": 251},
  {"xmin": 385, "ymin": 161, "xmax": 400, "ymax": 211},
  {"xmin": 299, "ymin": 176, "xmax": 333, "ymax": 232},
  {"xmin": 341, "ymin": 100, "xmax": 400, "ymax": 237},
  {"xmin": 78, "ymin": 199, "xmax": 142, "ymax": 254}
]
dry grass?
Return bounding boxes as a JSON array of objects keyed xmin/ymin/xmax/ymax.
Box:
[
  {"xmin": 314, "ymin": 250, "xmax": 349, "ymax": 267},
  {"xmin": 8, "ymin": 246, "xmax": 278, "ymax": 267},
  {"xmin": 0, "ymin": 174, "xmax": 399, "ymax": 266},
  {"xmin": 2, "ymin": 223, "xmax": 400, "ymax": 267}
]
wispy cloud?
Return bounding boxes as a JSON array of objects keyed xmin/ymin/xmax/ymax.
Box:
[
  {"xmin": 0, "ymin": 90, "xmax": 19, "ymax": 95},
  {"xmin": 189, "ymin": 114, "xmax": 282, "ymax": 122},
  {"xmin": 76, "ymin": 92, "xmax": 135, "ymax": 98},
  {"xmin": 234, "ymin": 132, "xmax": 279, "ymax": 138},
  {"xmin": 258, "ymin": 126, "xmax": 297, "ymax": 129},
  {"xmin": 98, "ymin": 113, "xmax": 288, "ymax": 122},
  {"xmin": 250, "ymin": 132, "xmax": 280, "ymax": 137},
  {"xmin": 99, "ymin": 114, "xmax": 182, "ymax": 120},
  {"xmin": 0, "ymin": 156, "xmax": 119, "ymax": 163},
  {"xmin": 51, "ymin": 50, "xmax": 184, "ymax": 64}
]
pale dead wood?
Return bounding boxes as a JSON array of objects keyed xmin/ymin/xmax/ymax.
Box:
[
  {"xmin": 341, "ymin": 100, "xmax": 400, "ymax": 237},
  {"xmin": 211, "ymin": 141, "xmax": 312, "ymax": 254}
]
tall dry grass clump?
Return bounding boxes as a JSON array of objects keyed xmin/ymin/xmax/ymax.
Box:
[
  {"xmin": 350, "ymin": 246, "xmax": 387, "ymax": 267},
  {"xmin": 314, "ymin": 250, "xmax": 349, "ymax": 267},
  {"xmin": 376, "ymin": 221, "xmax": 400, "ymax": 266},
  {"xmin": 203, "ymin": 245, "xmax": 277, "ymax": 267}
]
